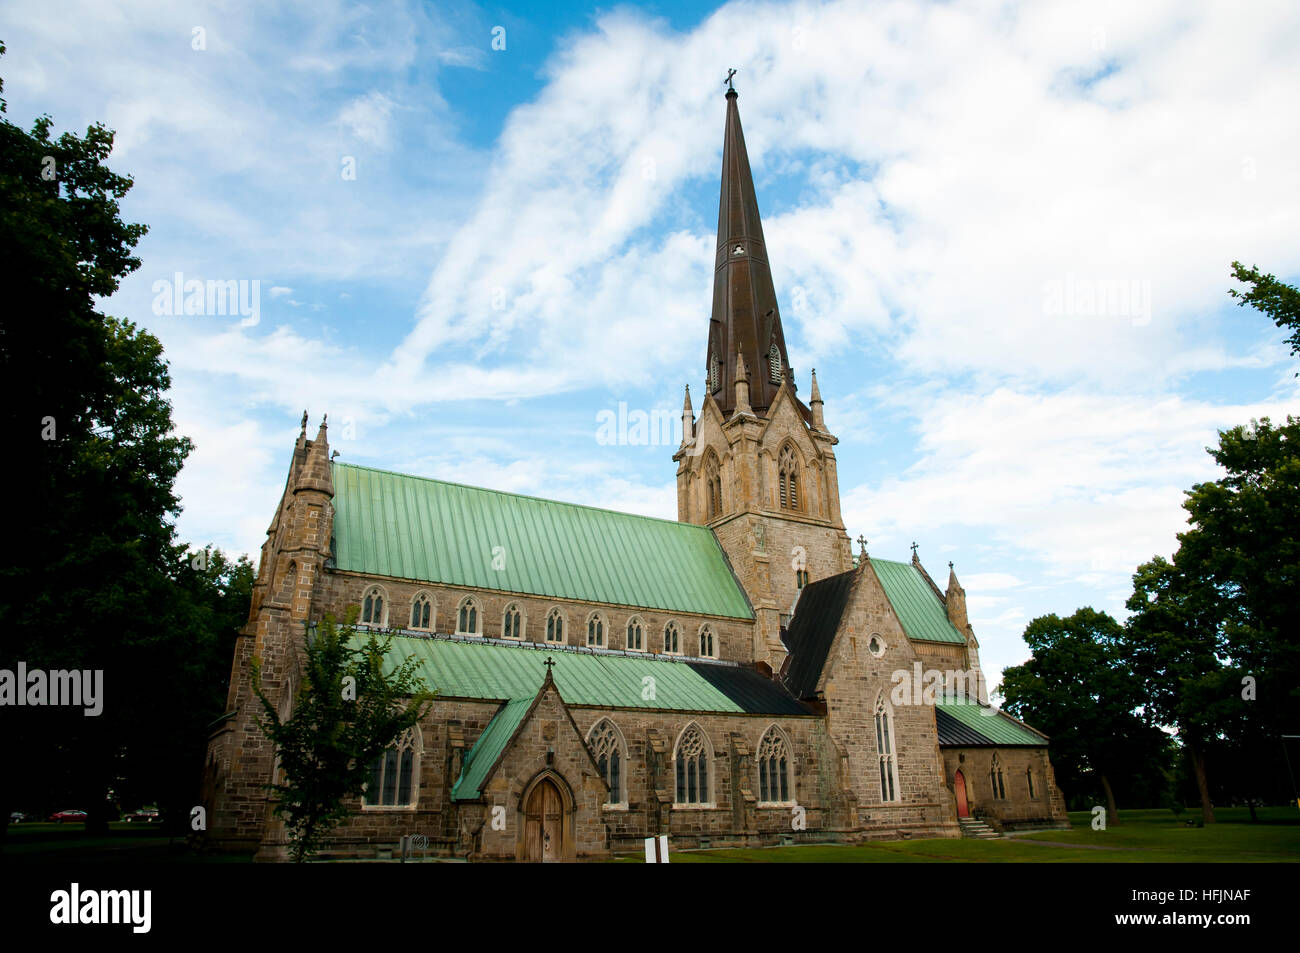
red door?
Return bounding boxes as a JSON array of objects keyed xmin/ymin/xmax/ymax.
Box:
[{"xmin": 954, "ymin": 770, "xmax": 969, "ymax": 817}]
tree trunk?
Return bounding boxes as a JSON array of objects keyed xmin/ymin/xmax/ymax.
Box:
[
  {"xmin": 1099, "ymin": 772, "xmax": 1120, "ymax": 826},
  {"xmin": 1187, "ymin": 739, "xmax": 1216, "ymax": 824}
]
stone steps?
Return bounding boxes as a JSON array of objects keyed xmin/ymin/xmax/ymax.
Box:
[{"xmin": 958, "ymin": 817, "xmax": 1000, "ymax": 839}]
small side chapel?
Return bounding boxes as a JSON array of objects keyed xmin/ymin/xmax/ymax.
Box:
[{"xmin": 202, "ymin": 83, "xmax": 1068, "ymax": 861}]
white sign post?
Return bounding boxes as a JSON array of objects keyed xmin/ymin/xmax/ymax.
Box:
[{"xmin": 644, "ymin": 834, "xmax": 670, "ymax": 863}]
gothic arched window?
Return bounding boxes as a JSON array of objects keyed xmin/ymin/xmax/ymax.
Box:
[
  {"xmin": 704, "ymin": 453, "xmax": 723, "ymax": 520},
  {"xmin": 502, "ymin": 603, "xmax": 523, "ymax": 640},
  {"xmin": 586, "ymin": 611, "xmax": 605, "ymax": 648},
  {"xmin": 769, "ymin": 342, "xmax": 782, "ymax": 384},
  {"xmin": 778, "ymin": 445, "xmax": 801, "ymax": 511},
  {"xmin": 363, "ymin": 727, "xmax": 420, "ymax": 808},
  {"xmin": 708, "ymin": 348, "xmax": 721, "ymax": 393},
  {"xmin": 698, "ymin": 624, "xmax": 715, "ymax": 659},
  {"xmin": 674, "ymin": 724, "xmax": 711, "ymax": 805},
  {"xmin": 456, "ymin": 597, "xmax": 479, "ymax": 635},
  {"xmin": 625, "ymin": 616, "xmax": 644, "ymax": 652},
  {"xmin": 587, "ymin": 719, "xmax": 627, "ymax": 806},
  {"xmin": 991, "ymin": 755, "xmax": 1006, "ymax": 800},
  {"xmin": 410, "ymin": 592, "xmax": 433, "ymax": 630},
  {"xmin": 362, "ymin": 586, "xmax": 387, "ymax": 626},
  {"xmin": 546, "ymin": 607, "xmax": 565, "ymax": 644},
  {"xmin": 663, "ymin": 621, "xmax": 680, "ymax": 655},
  {"xmin": 757, "ymin": 726, "xmax": 792, "ymax": 804},
  {"xmin": 875, "ymin": 695, "xmax": 899, "ymax": 803}
]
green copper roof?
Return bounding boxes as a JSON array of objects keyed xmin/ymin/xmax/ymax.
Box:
[
  {"xmin": 871, "ymin": 559, "xmax": 966, "ymax": 644},
  {"xmin": 935, "ymin": 698, "xmax": 1047, "ymax": 746},
  {"xmin": 361, "ymin": 633, "xmax": 806, "ymax": 715},
  {"xmin": 331, "ymin": 462, "xmax": 752, "ymax": 620},
  {"xmin": 451, "ymin": 697, "xmax": 532, "ymax": 801}
]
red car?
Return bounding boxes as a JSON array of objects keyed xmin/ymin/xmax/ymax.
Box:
[{"xmin": 48, "ymin": 809, "xmax": 87, "ymax": 823}]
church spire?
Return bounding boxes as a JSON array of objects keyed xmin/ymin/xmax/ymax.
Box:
[{"xmin": 707, "ymin": 81, "xmax": 792, "ymax": 419}]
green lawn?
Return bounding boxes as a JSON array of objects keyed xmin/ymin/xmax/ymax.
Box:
[
  {"xmin": 1, "ymin": 822, "xmax": 254, "ymax": 862},
  {"xmin": 612, "ymin": 807, "xmax": 1300, "ymax": 863},
  {"xmin": 6, "ymin": 806, "xmax": 1298, "ymax": 862}
]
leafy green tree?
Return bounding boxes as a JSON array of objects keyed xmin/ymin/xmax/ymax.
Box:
[
  {"xmin": 1001, "ymin": 608, "xmax": 1170, "ymax": 823},
  {"xmin": 252, "ymin": 611, "xmax": 435, "ymax": 862},
  {"xmin": 1123, "ymin": 556, "xmax": 1236, "ymax": 824},
  {"xmin": 0, "ymin": 46, "xmax": 236, "ymax": 843},
  {"xmin": 1230, "ymin": 261, "xmax": 1300, "ymax": 367}
]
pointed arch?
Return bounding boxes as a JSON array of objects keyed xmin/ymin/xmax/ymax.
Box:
[
  {"xmin": 455, "ymin": 595, "xmax": 480, "ymax": 635},
  {"xmin": 703, "ymin": 449, "xmax": 723, "ymax": 520},
  {"xmin": 363, "ymin": 726, "xmax": 422, "ymax": 808},
  {"xmin": 777, "ymin": 442, "xmax": 803, "ymax": 512},
  {"xmin": 662, "ymin": 620, "xmax": 681, "ymax": 655},
  {"xmin": 585, "ymin": 610, "xmax": 606, "ymax": 648},
  {"xmin": 756, "ymin": 724, "xmax": 793, "ymax": 805},
  {"xmin": 990, "ymin": 753, "xmax": 1006, "ymax": 800},
  {"xmin": 502, "ymin": 602, "xmax": 524, "ymax": 640},
  {"xmin": 768, "ymin": 341, "xmax": 782, "ymax": 384},
  {"xmin": 672, "ymin": 723, "xmax": 713, "ymax": 806},
  {"xmin": 361, "ymin": 584, "xmax": 388, "ymax": 627},
  {"xmin": 409, "ymin": 591, "xmax": 434, "ymax": 631},
  {"xmin": 545, "ymin": 606, "xmax": 566, "ymax": 644},
  {"xmin": 697, "ymin": 623, "xmax": 716, "ymax": 659},
  {"xmin": 874, "ymin": 692, "xmax": 899, "ymax": 803},
  {"xmin": 624, "ymin": 615, "xmax": 645, "ymax": 652},
  {"xmin": 585, "ymin": 718, "xmax": 628, "ymax": 807}
]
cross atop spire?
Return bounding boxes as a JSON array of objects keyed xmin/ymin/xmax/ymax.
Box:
[
  {"xmin": 724, "ymin": 68, "xmax": 737, "ymax": 91},
  {"xmin": 705, "ymin": 83, "xmax": 793, "ymax": 420}
]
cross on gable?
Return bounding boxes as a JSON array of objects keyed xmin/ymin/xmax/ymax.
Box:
[
  {"xmin": 543, "ymin": 656, "xmax": 555, "ymax": 674},
  {"xmin": 910, "ymin": 541, "xmax": 919, "ymax": 556}
]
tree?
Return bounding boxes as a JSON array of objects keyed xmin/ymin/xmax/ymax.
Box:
[
  {"xmin": 1122, "ymin": 556, "xmax": 1237, "ymax": 824},
  {"xmin": 1229, "ymin": 261, "xmax": 1300, "ymax": 367},
  {"xmin": 252, "ymin": 611, "xmax": 435, "ymax": 862},
  {"xmin": 1001, "ymin": 608, "xmax": 1170, "ymax": 823},
  {"xmin": 0, "ymin": 46, "xmax": 233, "ymax": 844}
]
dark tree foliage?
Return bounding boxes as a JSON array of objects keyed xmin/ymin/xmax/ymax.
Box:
[
  {"xmin": 1001, "ymin": 608, "xmax": 1170, "ymax": 821},
  {"xmin": 0, "ymin": 47, "xmax": 247, "ymax": 842}
]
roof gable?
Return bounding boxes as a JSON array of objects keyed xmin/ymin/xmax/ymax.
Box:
[
  {"xmin": 331, "ymin": 463, "xmax": 752, "ymax": 619},
  {"xmin": 935, "ymin": 699, "xmax": 1047, "ymax": 746},
  {"xmin": 870, "ymin": 559, "xmax": 966, "ymax": 644},
  {"xmin": 779, "ymin": 569, "xmax": 856, "ymax": 699}
]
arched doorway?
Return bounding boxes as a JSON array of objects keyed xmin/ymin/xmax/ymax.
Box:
[
  {"xmin": 954, "ymin": 770, "xmax": 970, "ymax": 818},
  {"xmin": 523, "ymin": 777, "xmax": 566, "ymax": 862}
]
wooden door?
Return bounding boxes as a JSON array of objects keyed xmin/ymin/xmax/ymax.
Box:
[
  {"xmin": 525, "ymin": 779, "xmax": 563, "ymax": 863},
  {"xmin": 954, "ymin": 770, "xmax": 969, "ymax": 817}
]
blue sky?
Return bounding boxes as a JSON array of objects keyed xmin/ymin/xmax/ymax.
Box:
[{"xmin": 4, "ymin": 0, "xmax": 1298, "ymax": 689}]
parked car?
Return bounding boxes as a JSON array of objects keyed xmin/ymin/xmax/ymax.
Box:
[
  {"xmin": 48, "ymin": 809, "xmax": 87, "ymax": 823},
  {"xmin": 124, "ymin": 809, "xmax": 160, "ymax": 823},
  {"xmin": 8, "ymin": 811, "xmax": 27, "ymax": 823}
]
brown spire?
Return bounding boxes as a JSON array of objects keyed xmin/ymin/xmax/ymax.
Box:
[{"xmin": 706, "ymin": 84, "xmax": 793, "ymax": 419}]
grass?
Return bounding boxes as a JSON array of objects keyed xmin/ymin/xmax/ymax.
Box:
[
  {"xmin": 6, "ymin": 806, "xmax": 1298, "ymax": 863},
  {"xmin": 611, "ymin": 806, "xmax": 1300, "ymax": 863},
  {"xmin": 1, "ymin": 822, "xmax": 254, "ymax": 863}
]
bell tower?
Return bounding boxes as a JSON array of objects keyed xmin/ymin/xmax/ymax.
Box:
[{"xmin": 674, "ymin": 82, "xmax": 852, "ymax": 668}]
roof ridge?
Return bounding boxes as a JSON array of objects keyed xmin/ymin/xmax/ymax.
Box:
[{"xmin": 333, "ymin": 461, "xmax": 708, "ymax": 533}]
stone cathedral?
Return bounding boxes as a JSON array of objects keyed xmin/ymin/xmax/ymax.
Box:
[{"xmin": 203, "ymin": 86, "xmax": 1068, "ymax": 861}]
